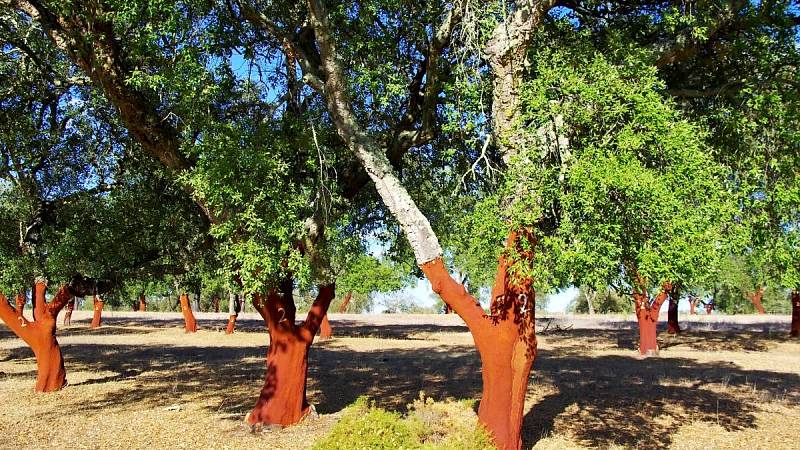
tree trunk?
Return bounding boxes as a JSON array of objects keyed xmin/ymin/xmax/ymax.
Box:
[
  {"xmin": 421, "ymin": 231, "xmax": 538, "ymax": 450},
  {"xmin": 246, "ymin": 282, "xmax": 335, "ymax": 429},
  {"xmin": 633, "ymin": 283, "xmax": 671, "ymax": 356},
  {"xmin": 318, "ymin": 315, "xmax": 333, "ymax": 339},
  {"xmin": 476, "ymin": 338, "xmax": 534, "ymax": 450},
  {"xmin": 225, "ymin": 292, "xmax": 240, "ymax": 335},
  {"xmin": 179, "ymin": 293, "xmax": 198, "ymax": 333},
  {"xmin": 791, "ymin": 290, "xmax": 799, "ymax": 338},
  {"xmin": 91, "ymin": 296, "xmax": 104, "ymax": 328},
  {"xmin": 138, "ymin": 294, "xmax": 146, "ymax": 312},
  {"xmin": 637, "ymin": 308, "xmax": 659, "ymax": 355},
  {"xmin": 747, "ymin": 287, "xmax": 766, "ymax": 314},
  {"xmin": 688, "ymin": 296, "xmax": 697, "ymax": 315},
  {"xmin": 585, "ymin": 289, "xmax": 596, "ymax": 315},
  {"xmin": 63, "ymin": 298, "xmax": 75, "ymax": 326},
  {"xmin": 667, "ymin": 298, "xmax": 680, "ymax": 334},
  {"xmin": 337, "ymin": 291, "xmax": 353, "ymax": 313},
  {"xmin": 0, "ymin": 282, "xmax": 73, "ymax": 392},
  {"xmin": 213, "ymin": 296, "xmax": 220, "ymax": 313}
]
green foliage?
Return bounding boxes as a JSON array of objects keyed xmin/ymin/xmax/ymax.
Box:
[
  {"xmin": 496, "ymin": 38, "xmax": 733, "ymax": 295},
  {"xmin": 569, "ymin": 286, "xmax": 633, "ymax": 314},
  {"xmin": 313, "ymin": 395, "xmax": 494, "ymax": 450}
]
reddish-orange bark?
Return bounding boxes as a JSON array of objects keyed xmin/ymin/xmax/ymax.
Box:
[
  {"xmin": 90, "ymin": 296, "xmax": 104, "ymax": 328},
  {"xmin": 688, "ymin": 296, "xmax": 699, "ymax": 315},
  {"xmin": 421, "ymin": 230, "xmax": 537, "ymax": 450},
  {"xmin": 747, "ymin": 287, "xmax": 766, "ymax": 314},
  {"xmin": 63, "ymin": 298, "xmax": 75, "ymax": 326},
  {"xmin": 791, "ymin": 290, "xmax": 799, "ymax": 338},
  {"xmin": 666, "ymin": 285, "xmax": 680, "ymax": 335},
  {"xmin": 319, "ymin": 291, "xmax": 355, "ymax": 339},
  {"xmin": 138, "ymin": 294, "xmax": 146, "ymax": 312},
  {"xmin": 246, "ymin": 281, "xmax": 335, "ymax": 429},
  {"xmin": 0, "ymin": 282, "xmax": 74, "ymax": 392},
  {"xmin": 633, "ymin": 282, "xmax": 671, "ymax": 356},
  {"xmin": 179, "ymin": 293, "xmax": 198, "ymax": 333},
  {"xmin": 337, "ymin": 291, "xmax": 353, "ymax": 313},
  {"xmin": 319, "ymin": 315, "xmax": 333, "ymax": 339},
  {"xmin": 15, "ymin": 293, "xmax": 25, "ymax": 319},
  {"xmin": 226, "ymin": 293, "xmax": 240, "ymax": 335}
]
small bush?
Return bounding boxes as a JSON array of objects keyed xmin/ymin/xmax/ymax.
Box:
[{"xmin": 313, "ymin": 394, "xmax": 495, "ymax": 450}]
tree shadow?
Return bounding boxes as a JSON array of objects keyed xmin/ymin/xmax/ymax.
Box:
[
  {"xmin": 523, "ymin": 349, "xmax": 800, "ymax": 449},
  {"xmin": 1, "ymin": 325, "xmax": 797, "ymax": 449}
]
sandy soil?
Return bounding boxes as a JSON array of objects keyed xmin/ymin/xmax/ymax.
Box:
[{"xmin": 0, "ymin": 311, "xmax": 798, "ymax": 449}]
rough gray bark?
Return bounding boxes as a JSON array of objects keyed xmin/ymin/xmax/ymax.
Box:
[
  {"xmin": 484, "ymin": 0, "xmax": 557, "ymax": 162},
  {"xmin": 302, "ymin": 0, "xmax": 461, "ymax": 264},
  {"xmin": 585, "ymin": 289, "xmax": 596, "ymax": 315}
]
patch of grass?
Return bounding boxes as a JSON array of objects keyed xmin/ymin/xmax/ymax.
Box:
[{"xmin": 313, "ymin": 394, "xmax": 495, "ymax": 450}]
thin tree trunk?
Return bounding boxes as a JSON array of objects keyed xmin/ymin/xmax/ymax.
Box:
[
  {"xmin": 688, "ymin": 296, "xmax": 697, "ymax": 315},
  {"xmin": 213, "ymin": 296, "xmax": 220, "ymax": 313},
  {"xmin": 63, "ymin": 298, "xmax": 75, "ymax": 326},
  {"xmin": 666, "ymin": 285, "xmax": 681, "ymax": 334},
  {"xmin": 246, "ymin": 280, "xmax": 335, "ymax": 428},
  {"xmin": 138, "ymin": 294, "xmax": 146, "ymax": 312},
  {"xmin": 15, "ymin": 293, "xmax": 26, "ymax": 320},
  {"xmin": 585, "ymin": 289, "xmax": 596, "ymax": 315},
  {"xmin": 0, "ymin": 282, "xmax": 74, "ymax": 392},
  {"xmin": 91, "ymin": 295, "xmax": 104, "ymax": 328},
  {"xmin": 791, "ymin": 290, "xmax": 799, "ymax": 338},
  {"xmin": 192, "ymin": 292, "xmax": 200, "ymax": 312},
  {"xmin": 225, "ymin": 292, "xmax": 240, "ymax": 335},
  {"xmin": 747, "ymin": 287, "xmax": 766, "ymax": 314},
  {"xmin": 337, "ymin": 291, "xmax": 353, "ymax": 313},
  {"xmin": 180, "ymin": 293, "xmax": 198, "ymax": 333}
]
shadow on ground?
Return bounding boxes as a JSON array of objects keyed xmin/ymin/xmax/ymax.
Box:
[{"xmin": 1, "ymin": 324, "xmax": 798, "ymax": 449}]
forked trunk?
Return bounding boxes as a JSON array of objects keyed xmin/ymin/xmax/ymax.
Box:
[
  {"xmin": 318, "ymin": 314, "xmax": 333, "ymax": 339},
  {"xmin": 791, "ymin": 290, "xmax": 799, "ymax": 338},
  {"xmin": 90, "ymin": 296, "xmax": 104, "ymax": 328},
  {"xmin": 0, "ymin": 282, "xmax": 73, "ymax": 392},
  {"xmin": 246, "ymin": 282, "xmax": 335, "ymax": 429},
  {"xmin": 688, "ymin": 297, "xmax": 697, "ymax": 315},
  {"xmin": 179, "ymin": 293, "xmax": 198, "ymax": 333},
  {"xmin": 633, "ymin": 283, "xmax": 671, "ymax": 356},
  {"xmin": 138, "ymin": 294, "xmax": 146, "ymax": 312},
  {"xmin": 421, "ymin": 230, "xmax": 538, "ymax": 450},
  {"xmin": 63, "ymin": 298, "xmax": 75, "ymax": 326},
  {"xmin": 748, "ymin": 287, "xmax": 766, "ymax": 314},
  {"xmin": 225, "ymin": 292, "xmax": 240, "ymax": 335}
]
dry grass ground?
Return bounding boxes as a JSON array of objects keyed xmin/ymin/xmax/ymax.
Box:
[{"xmin": 0, "ymin": 311, "xmax": 798, "ymax": 449}]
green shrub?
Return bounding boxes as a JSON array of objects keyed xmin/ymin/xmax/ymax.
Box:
[{"xmin": 313, "ymin": 394, "xmax": 495, "ymax": 450}]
